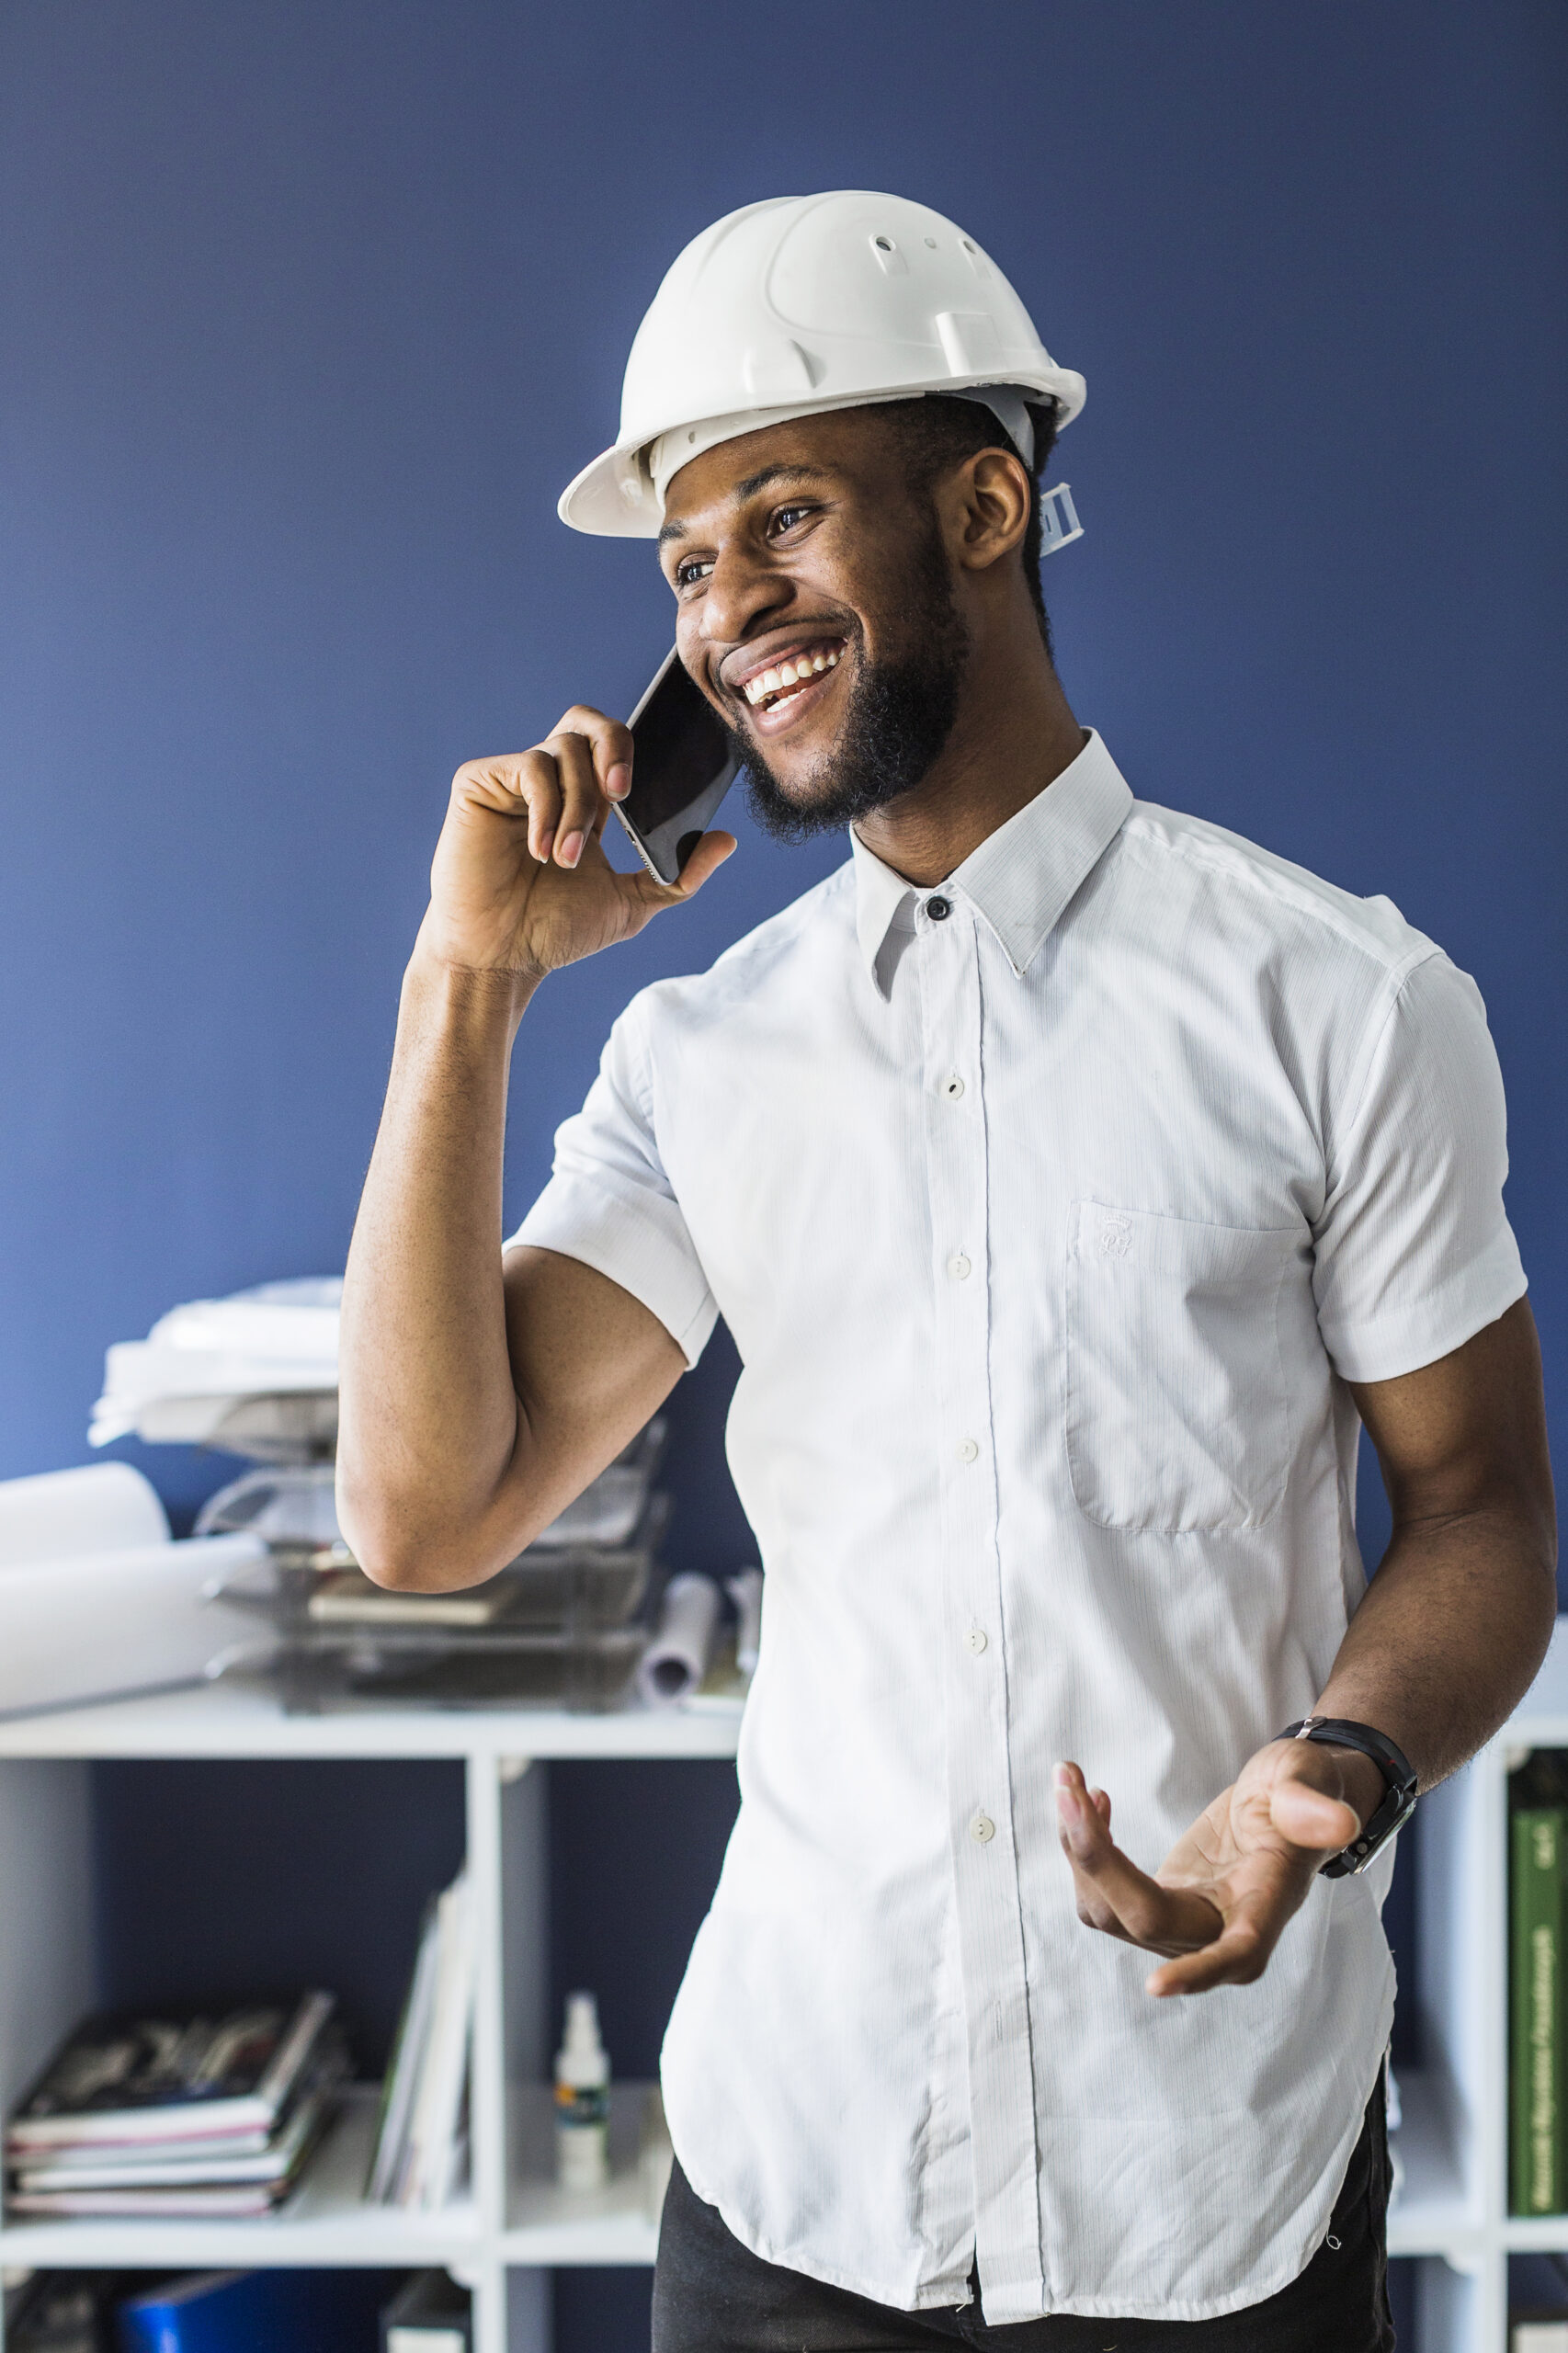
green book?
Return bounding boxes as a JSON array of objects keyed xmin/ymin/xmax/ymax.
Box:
[{"xmin": 1511, "ymin": 1803, "xmax": 1567, "ymax": 2214}]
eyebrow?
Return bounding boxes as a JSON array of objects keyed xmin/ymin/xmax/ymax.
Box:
[{"xmin": 657, "ymin": 461, "xmax": 833, "ymax": 550}]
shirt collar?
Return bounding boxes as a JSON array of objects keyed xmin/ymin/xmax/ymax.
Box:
[{"xmin": 849, "ymin": 730, "xmax": 1134, "ymax": 994}]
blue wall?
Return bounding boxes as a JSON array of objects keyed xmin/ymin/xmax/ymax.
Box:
[
  {"xmin": 0, "ymin": 8, "xmax": 1562, "ymax": 2346},
  {"xmin": 2, "ymin": 0, "xmax": 1562, "ymax": 1531}
]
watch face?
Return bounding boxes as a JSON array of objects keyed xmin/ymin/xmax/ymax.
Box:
[
  {"xmin": 1322, "ymin": 1788, "xmax": 1417, "ymax": 1878},
  {"xmin": 1282, "ymin": 1719, "xmax": 1417, "ymax": 1876}
]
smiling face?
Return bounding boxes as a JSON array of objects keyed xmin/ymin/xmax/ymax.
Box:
[{"xmin": 656, "ymin": 406, "xmax": 985, "ymax": 838}]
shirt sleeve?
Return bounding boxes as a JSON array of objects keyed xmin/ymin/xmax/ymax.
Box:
[
  {"xmin": 505, "ymin": 995, "xmax": 719, "ymax": 1368},
  {"xmin": 1311, "ymin": 949, "xmax": 1527, "ymax": 1384}
]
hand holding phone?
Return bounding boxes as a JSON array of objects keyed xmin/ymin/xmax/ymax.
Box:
[{"xmin": 421, "ymin": 675, "xmax": 734, "ymax": 983}]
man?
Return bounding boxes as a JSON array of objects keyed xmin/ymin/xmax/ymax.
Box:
[{"xmin": 337, "ymin": 194, "xmax": 1555, "ymax": 2347}]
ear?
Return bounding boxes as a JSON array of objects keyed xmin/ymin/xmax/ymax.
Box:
[{"xmin": 943, "ymin": 447, "xmax": 1032, "ymax": 576}]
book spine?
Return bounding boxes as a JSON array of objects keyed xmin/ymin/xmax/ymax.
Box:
[{"xmin": 1511, "ymin": 1807, "xmax": 1567, "ymax": 2214}]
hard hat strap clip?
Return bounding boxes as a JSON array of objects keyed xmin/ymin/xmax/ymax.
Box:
[{"xmin": 1039, "ymin": 483, "xmax": 1083, "ymax": 557}]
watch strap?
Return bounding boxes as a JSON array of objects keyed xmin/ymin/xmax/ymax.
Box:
[{"xmin": 1277, "ymin": 1715, "xmax": 1419, "ymax": 1878}]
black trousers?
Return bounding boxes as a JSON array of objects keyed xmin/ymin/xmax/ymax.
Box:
[{"xmin": 653, "ymin": 2086, "xmax": 1394, "ymax": 2352}]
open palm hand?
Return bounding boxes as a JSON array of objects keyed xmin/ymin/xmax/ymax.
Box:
[{"xmin": 1053, "ymin": 1740, "xmax": 1374, "ymax": 1997}]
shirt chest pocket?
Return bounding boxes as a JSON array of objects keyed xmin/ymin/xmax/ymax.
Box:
[{"xmin": 1064, "ymin": 1200, "xmax": 1299, "ymax": 1535}]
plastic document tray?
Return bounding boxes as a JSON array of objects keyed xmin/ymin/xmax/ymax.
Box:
[
  {"xmin": 219, "ymin": 1624, "xmax": 649, "ymax": 1714},
  {"xmin": 206, "ymin": 1503, "xmax": 671, "ymax": 1713}
]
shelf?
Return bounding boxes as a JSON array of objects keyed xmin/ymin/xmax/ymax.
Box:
[
  {"xmin": 503, "ymin": 2082, "xmax": 661, "ymax": 2266},
  {"xmin": 1504, "ymin": 2215, "xmax": 1568, "ymax": 2251},
  {"xmin": 0, "ymin": 1681, "xmax": 744, "ymax": 1761},
  {"xmin": 0, "ymin": 2086, "xmax": 480, "ymax": 2269},
  {"xmin": 9, "ymin": 1623, "xmax": 1568, "ymax": 2351}
]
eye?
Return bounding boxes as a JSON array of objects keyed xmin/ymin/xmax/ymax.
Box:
[
  {"xmin": 673, "ymin": 555, "xmax": 714, "ymax": 591},
  {"xmin": 769, "ymin": 503, "xmax": 815, "ymax": 537}
]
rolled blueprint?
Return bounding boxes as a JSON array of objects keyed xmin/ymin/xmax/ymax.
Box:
[
  {"xmin": 0, "ymin": 1462, "xmax": 169, "ymax": 1569},
  {"xmin": 0, "ymin": 1533, "xmax": 266, "ymax": 1717},
  {"xmin": 725, "ymin": 1568, "xmax": 763, "ymax": 1677},
  {"xmin": 637, "ymin": 1574, "xmax": 722, "ymax": 1708}
]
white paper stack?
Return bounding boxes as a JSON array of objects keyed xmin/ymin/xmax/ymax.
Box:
[
  {"xmin": 367, "ymin": 1870, "xmax": 475, "ymax": 2211},
  {"xmin": 0, "ymin": 1461, "xmax": 266, "ymax": 1717},
  {"xmin": 89, "ymin": 1279, "xmax": 342, "ymax": 1449}
]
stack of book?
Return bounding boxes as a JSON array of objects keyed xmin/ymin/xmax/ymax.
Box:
[
  {"xmin": 366, "ymin": 1871, "xmax": 475, "ymax": 2211},
  {"xmin": 5, "ymin": 1990, "xmax": 344, "ymax": 2217},
  {"xmin": 1511, "ymin": 1752, "xmax": 1568, "ymax": 2217}
]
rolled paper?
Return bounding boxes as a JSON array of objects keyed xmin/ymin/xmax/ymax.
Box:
[
  {"xmin": 725, "ymin": 1568, "xmax": 764, "ymax": 1676},
  {"xmin": 0, "ymin": 1462, "xmax": 169, "ymax": 1569},
  {"xmin": 636, "ymin": 1574, "xmax": 722, "ymax": 1708},
  {"xmin": 0, "ymin": 1533, "xmax": 267, "ymax": 1717}
]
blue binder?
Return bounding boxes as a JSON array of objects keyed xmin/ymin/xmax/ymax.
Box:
[{"xmin": 117, "ymin": 2269, "xmax": 393, "ymax": 2352}]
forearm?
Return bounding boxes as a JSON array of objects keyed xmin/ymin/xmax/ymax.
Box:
[
  {"xmin": 337, "ymin": 948, "xmax": 539, "ymax": 1586},
  {"xmin": 1314, "ymin": 1504, "xmax": 1556, "ymax": 1791}
]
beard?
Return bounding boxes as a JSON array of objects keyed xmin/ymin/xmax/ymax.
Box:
[{"xmin": 726, "ymin": 515, "xmax": 971, "ymax": 844}]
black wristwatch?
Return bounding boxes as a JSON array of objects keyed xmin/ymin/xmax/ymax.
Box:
[{"xmin": 1277, "ymin": 1716, "xmax": 1419, "ymax": 1878}]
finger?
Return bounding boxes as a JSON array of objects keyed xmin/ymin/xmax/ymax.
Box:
[
  {"xmin": 552, "ymin": 706, "xmax": 634, "ymax": 805},
  {"xmin": 543, "ymin": 731, "xmax": 604, "ymax": 870},
  {"xmin": 1268, "ymin": 1777, "xmax": 1361, "ymax": 1856},
  {"xmin": 1146, "ymin": 1875, "xmax": 1289, "ymax": 1994},
  {"xmin": 627, "ymin": 830, "xmax": 737, "ymax": 911},
  {"xmin": 451, "ymin": 755, "xmax": 541, "ymax": 821},
  {"xmin": 1146, "ymin": 1917, "xmax": 1273, "ymax": 1997},
  {"xmin": 454, "ymin": 750, "xmax": 563, "ymax": 864},
  {"xmin": 510, "ymin": 750, "xmax": 563, "ymax": 866},
  {"xmin": 1053, "ymin": 1765, "xmax": 1222, "ymax": 1953},
  {"xmin": 1144, "ymin": 1859, "xmax": 1304, "ymax": 1996}
]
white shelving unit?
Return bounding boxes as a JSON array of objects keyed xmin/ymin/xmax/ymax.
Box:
[
  {"xmin": 1362, "ymin": 1619, "xmax": 1568, "ymax": 2352},
  {"xmin": 0, "ymin": 1685, "xmax": 742, "ymax": 2353},
  {"xmin": 5, "ymin": 1629, "xmax": 1568, "ymax": 2353}
]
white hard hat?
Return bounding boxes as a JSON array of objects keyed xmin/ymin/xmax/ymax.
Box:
[{"xmin": 558, "ymin": 191, "xmax": 1086, "ymax": 538}]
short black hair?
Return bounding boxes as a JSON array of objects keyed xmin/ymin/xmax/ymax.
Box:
[{"xmin": 878, "ymin": 392, "xmax": 1062, "ymax": 657}]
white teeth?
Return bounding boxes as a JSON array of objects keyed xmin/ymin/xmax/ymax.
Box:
[{"xmin": 742, "ymin": 645, "xmax": 842, "ymax": 707}]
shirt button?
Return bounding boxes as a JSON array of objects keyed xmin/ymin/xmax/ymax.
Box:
[
  {"xmin": 957, "ymin": 1438, "xmax": 979, "ymax": 1463},
  {"xmin": 942, "ymin": 1074, "xmax": 965, "ymax": 1100},
  {"xmin": 971, "ymin": 1813, "xmax": 995, "ymax": 1844},
  {"xmin": 947, "ymin": 1253, "xmax": 971, "ymax": 1280},
  {"xmin": 965, "ymin": 1624, "xmax": 988, "ymax": 1654},
  {"xmin": 926, "ymin": 895, "xmax": 950, "ymax": 921}
]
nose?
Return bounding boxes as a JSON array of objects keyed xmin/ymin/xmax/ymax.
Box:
[{"xmin": 692, "ymin": 534, "xmax": 796, "ymax": 670}]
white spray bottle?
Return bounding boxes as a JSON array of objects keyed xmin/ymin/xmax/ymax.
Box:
[{"xmin": 554, "ymin": 1989, "xmax": 611, "ymax": 2191}]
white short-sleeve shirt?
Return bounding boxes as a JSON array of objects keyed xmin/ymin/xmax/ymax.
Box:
[{"xmin": 510, "ymin": 730, "xmax": 1524, "ymax": 2324}]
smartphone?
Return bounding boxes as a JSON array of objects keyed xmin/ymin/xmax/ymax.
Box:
[{"xmin": 616, "ymin": 646, "xmax": 742, "ymax": 886}]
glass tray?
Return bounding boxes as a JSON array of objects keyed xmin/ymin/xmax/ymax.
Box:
[
  {"xmin": 208, "ymin": 1495, "xmax": 669, "ymax": 1635},
  {"xmin": 217, "ymin": 1625, "xmax": 650, "ymax": 1714}
]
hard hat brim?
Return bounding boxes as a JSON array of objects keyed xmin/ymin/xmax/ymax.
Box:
[{"xmin": 557, "ymin": 369, "xmax": 1086, "ymax": 539}]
